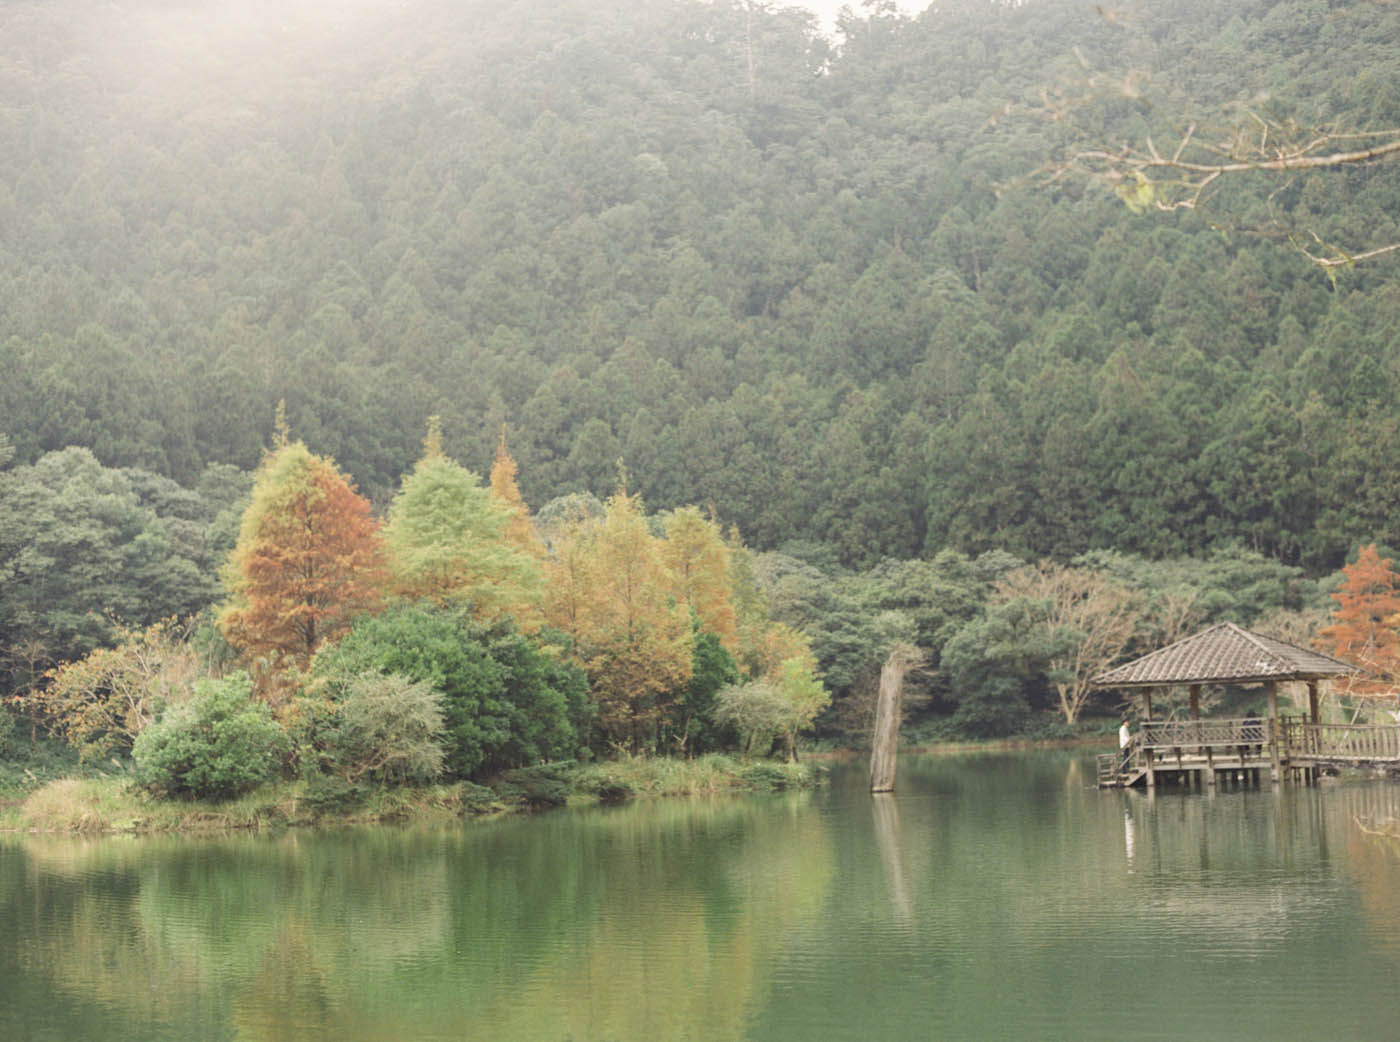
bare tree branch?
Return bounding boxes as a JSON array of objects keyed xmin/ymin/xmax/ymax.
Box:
[{"xmin": 1021, "ymin": 46, "xmax": 1400, "ymax": 270}]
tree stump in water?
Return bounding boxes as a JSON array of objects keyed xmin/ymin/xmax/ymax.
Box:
[{"xmin": 870, "ymin": 644, "xmax": 920, "ymax": 793}]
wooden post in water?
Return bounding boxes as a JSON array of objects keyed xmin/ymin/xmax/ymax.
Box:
[
  {"xmin": 1306, "ymin": 680, "xmax": 1321, "ymax": 785},
  {"xmin": 870, "ymin": 644, "xmax": 920, "ymax": 793},
  {"xmin": 1142, "ymin": 690, "xmax": 1156, "ymax": 790},
  {"xmin": 1267, "ymin": 680, "xmax": 1281, "ymax": 784}
]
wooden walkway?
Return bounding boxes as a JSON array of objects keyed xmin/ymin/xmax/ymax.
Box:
[{"xmin": 1098, "ymin": 717, "xmax": 1400, "ymax": 789}]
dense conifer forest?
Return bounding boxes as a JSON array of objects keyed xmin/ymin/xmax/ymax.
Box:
[{"xmin": 4, "ymin": 0, "xmax": 1400, "ymax": 762}]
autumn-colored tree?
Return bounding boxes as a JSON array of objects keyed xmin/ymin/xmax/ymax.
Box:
[
  {"xmin": 489, "ymin": 429, "xmax": 547, "ymax": 561},
  {"xmin": 1316, "ymin": 544, "xmax": 1400, "ymax": 698},
  {"xmin": 541, "ymin": 496, "xmax": 598, "ymax": 641},
  {"xmin": 708, "ymin": 618, "xmax": 828, "ymax": 759},
  {"xmin": 546, "ymin": 483, "xmax": 692, "ymax": 752},
  {"xmin": 662, "ymin": 506, "xmax": 738, "ymax": 650},
  {"xmin": 384, "ymin": 425, "xmax": 544, "ymax": 629},
  {"xmin": 220, "ymin": 441, "xmax": 386, "ymax": 699},
  {"xmin": 753, "ymin": 621, "xmax": 818, "ymax": 686},
  {"xmin": 29, "ymin": 618, "xmax": 204, "ymax": 761},
  {"xmin": 994, "ymin": 561, "xmax": 1140, "ymax": 725}
]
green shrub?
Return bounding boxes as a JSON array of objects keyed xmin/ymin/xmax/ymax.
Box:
[
  {"xmin": 493, "ymin": 762, "xmax": 575, "ymax": 808},
  {"xmin": 316, "ymin": 672, "xmax": 446, "ymax": 786},
  {"xmin": 300, "ymin": 774, "xmax": 365, "ymax": 816},
  {"xmin": 311, "ymin": 606, "xmax": 591, "ymax": 780},
  {"xmin": 740, "ymin": 762, "xmax": 792, "ymax": 791},
  {"xmin": 573, "ymin": 772, "xmax": 636, "ymax": 802},
  {"xmin": 132, "ymin": 674, "xmax": 288, "ymax": 800},
  {"xmin": 460, "ymin": 781, "xmax": 504, "ymax": 815}
]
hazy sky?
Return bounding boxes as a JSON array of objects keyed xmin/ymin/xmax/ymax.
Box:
[{"xmin": 797, "ymin": 1, "xmax": 928, "ymax": 34}]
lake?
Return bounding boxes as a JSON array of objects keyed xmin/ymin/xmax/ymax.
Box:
[{"xmin": 4, "ymin": 751, "xmax": 1400, "ymax": 1041}]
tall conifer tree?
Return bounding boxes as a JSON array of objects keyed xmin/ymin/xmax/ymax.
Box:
[
  {"xmin": 1317, "ymin": 544, "xmax": 1400, "ymax": 699},
  {"xmin": 219, "ymin": 441, "xmax": 385, "ymax": 699},
  {"xmin": 384, "ymin": 419, "xmax": 545, "ymax": 628},
  {"xmin": 546, "ymin": 480, "xmax": 692, "ymax": 751},
  {"xmin": 663, "ymin": 506, "xmax": 739, "ymax": 651},
  {"xmin": 489, "ymin": 428, "xmax": 547, "ymax": 561}
]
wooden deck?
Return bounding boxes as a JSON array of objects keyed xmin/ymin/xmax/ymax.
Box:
[{"xmin": 1098, "ymin": 716, "xmax": 1400, "ymax": 789}]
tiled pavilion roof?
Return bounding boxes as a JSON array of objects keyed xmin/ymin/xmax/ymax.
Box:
[{"xmin": 1093, "ymin": 621, "xmax": 1357, "ymax": 688}]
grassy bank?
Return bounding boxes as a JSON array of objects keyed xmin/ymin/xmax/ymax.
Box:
[
  {"xmin": 573, "ymin": 754, "xmax": 822, "ymax": 799},
  {"xmin": 6, "ymin": 755, "xmax": 826, "ymax": 834}
]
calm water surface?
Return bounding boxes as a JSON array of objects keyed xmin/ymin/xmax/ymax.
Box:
[{"xmin": 5, "ymin": 751, "xmax": 1400, "ymax": 1041}]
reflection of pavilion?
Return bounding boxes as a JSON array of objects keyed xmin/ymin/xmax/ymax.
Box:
[{"xmin": 1091, "ymin": 622, "xmax": 1387, "ymax": 790}]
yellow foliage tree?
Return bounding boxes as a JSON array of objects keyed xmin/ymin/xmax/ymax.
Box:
[
  {"xmin": 546, "ymin": 484, "xmax": 692, "ymax": 752},
  {"xmin": 662, "ymin": 507, "xmax": 738, "ymax": 651},
  {"xmin": 489, "ymin": 429, "xmax": 547, "ymax": 561}
]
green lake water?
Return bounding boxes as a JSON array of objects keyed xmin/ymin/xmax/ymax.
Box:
[{"xmin": 5, "ymin": 751, "xmax": 1400, "ymax": 1041}]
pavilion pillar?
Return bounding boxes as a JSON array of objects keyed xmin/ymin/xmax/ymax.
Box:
[
  {"xmin": 1143, "ymin": 688, "xmax": 1156, "ymax": 790},
  {"xmin": 1192, "ymin": 684, "xmax": 1215, "ymax": 787},
  {"xmin": 1267, "ymin": 680, "xmax": 1281, "ymax": 785},
  {"xmin": 1306, "ymin": 680, "xmax": 1321, "ymax": 786}
]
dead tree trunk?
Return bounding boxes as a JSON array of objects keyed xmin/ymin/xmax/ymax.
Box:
[{"xmin": 870, "ymin": 644, "xmax": 920, "ymax": 793}]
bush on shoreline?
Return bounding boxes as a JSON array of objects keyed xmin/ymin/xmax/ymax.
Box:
[{"xmin": 9, "ymin": 753, "xmax": 826, "ymax": 834}]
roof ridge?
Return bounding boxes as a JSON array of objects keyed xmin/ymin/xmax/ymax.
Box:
[
  {"xmin": 1092, "ymin": 620, "xmax": 1358, "ymax": 688},
  {"xmin": 1226, "ymin": 621, "xmax": 1288, "ymax": 667}
]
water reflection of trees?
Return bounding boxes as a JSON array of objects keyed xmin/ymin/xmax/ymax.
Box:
[
  {"xmin": 13, "ymin": 761, "xmax": 1400, "ymax": 1041},
  {"xmin": 3, "ymin": 794, "xmax": 835, "ymax": 1042}
]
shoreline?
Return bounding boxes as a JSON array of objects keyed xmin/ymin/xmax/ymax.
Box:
[
  {"xmin": 1, "ymin": 755, "xmax": 826, "ymax": 836},
  {"xmin": 3, "ymin": 740, "xmax": 1115, "ymax": 836},
  {"xmin": 808, "ymin": 734, "xmax": 1112, "ymax": 762}
]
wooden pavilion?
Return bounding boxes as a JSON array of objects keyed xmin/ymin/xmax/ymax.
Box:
[{"xmin": 1092, "ymin": 622, "xmax": 1379, "ymax": 789}]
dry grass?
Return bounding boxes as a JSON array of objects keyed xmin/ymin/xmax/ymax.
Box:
[{"xmin": 20, "ymin": 778, "xmax": 150, "ymax": 832}]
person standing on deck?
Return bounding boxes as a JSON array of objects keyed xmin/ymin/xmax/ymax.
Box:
[{"xmin": 1119, "ymin": 717, "xmax": 1133, "ymax": 773}]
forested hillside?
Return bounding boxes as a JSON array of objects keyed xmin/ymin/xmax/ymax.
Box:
[{"xmin": 4, "ymin": 0, "xmax": 1399, "ymax": 571}]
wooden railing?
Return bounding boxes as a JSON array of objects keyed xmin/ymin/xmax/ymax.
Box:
[
  {"xmin": 1096, "ymin": 754, "xmax": 1119, "ymax": 786},
  {"xmin": 1283, "ymin": 720, "xmax": 1400, "ymax": 762},
  {"xmin": 1138, "ymin": 717, "xmax": 1265, "ymax": 751},
  {"xmin": 1101, "ymin": 717, "xmax": 1400, "ymax": 785}
]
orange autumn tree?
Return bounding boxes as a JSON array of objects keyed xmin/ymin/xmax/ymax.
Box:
[
  {"xmin": 1317, "ymin": 543, "xmax": 1400, "ymax": 698},
  {"xmin": 220, "ymin": 440, "xmax": 386, "ymax": 700},
  {"xmin": 545, "ymin": 481, "xmax": 692, "ymax": 752},
  {"xmin": 489, "ymin": 429, "xmax": 547, "ymax": 562}
]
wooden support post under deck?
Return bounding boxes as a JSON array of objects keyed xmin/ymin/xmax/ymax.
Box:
[
  {"xmin": 1190, "ymin": 684, "xmax": 1216, "ymax": 786},
  {"xmin": 1267, "ymin": 680, "xmax": 1281, "ymax": 784},
  {"xmin": 1307, "ymin": 681, "xmax": 1320, "ymax": 785},
  {"xmin": 1143, "ymin": 688, "xmax": 1156, "ymax": 790}
]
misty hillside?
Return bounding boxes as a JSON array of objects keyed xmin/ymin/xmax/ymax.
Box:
[{"xmin": 3, "ymin": 0, "xmax": 1399, "ymax": 570}]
